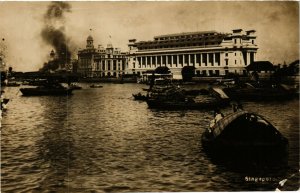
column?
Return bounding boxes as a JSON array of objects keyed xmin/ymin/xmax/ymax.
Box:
[
  {"xmin": 247, "ymin": 53, "xmax": 250, "ymax": 65},
  {"xmin": 160, "ymin": 55, "xmax": 163, "ymax": 66},
  {"xmin": 200, "ymin": 53, "xmax": 202, "ymax": 66},
  {"xmin": 207, "ymin": 53, "xmax": 209, "ymax": 66},
  {"xmin": 150, "ymin": 56, "xmax": 152, "ymax": 68},
  {"xmin": 166, "ymin": 55, "xmax": 168, "ymax": 67},
  {"xmin": 145, "ymin": 56, "xmax": 148, "ymax": 68}
]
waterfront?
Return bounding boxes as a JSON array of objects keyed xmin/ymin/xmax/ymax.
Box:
[{"xmin": 1, "ymin": 83, "xmax": 299, "ymax": 192}]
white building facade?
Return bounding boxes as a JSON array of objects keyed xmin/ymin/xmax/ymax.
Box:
[
  {"xmin": 127, "ymin": 29, "xmax": 258, "ymax": 79},
  {"xmin": 77, "ymin": 36, "xmax": 127, "ymax": 78}
]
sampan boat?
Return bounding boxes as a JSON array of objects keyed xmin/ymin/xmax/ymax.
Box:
[
  {"xmin": 132, "ymin": 92, "xmax": 148, "ymax": 101},
  {"xmin": 201, "ymin": 111, "xmax": 288, "ymax": 158}
]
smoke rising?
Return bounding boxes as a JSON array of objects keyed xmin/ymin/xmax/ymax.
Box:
[{"xmin": 40, "ymin": 2, "xmax": 72, "ymax": 72}]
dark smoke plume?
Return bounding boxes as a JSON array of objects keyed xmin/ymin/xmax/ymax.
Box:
[{"xmin": 40, "ymin": 2, "xmax": 72, "ymax": 72}]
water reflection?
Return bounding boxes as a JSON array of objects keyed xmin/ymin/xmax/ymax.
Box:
[
  {"xmin": 35, "ymin": 96, "xmax": 75, "ymax": 191},
  {"xmin": 1, "ymin": 85, "xmax": 299, "ymax": 192}
]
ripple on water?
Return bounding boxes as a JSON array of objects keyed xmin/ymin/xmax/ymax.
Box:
[{"xmin": 1, "ymin": 85, "xmax": 299, "ymax": 192}]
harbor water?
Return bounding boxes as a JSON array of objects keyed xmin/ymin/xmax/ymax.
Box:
[{"xmin": 1, "ymin": 83, "xmax": 299, "ymax": 192}]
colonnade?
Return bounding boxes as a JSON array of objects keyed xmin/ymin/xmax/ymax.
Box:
[
  {"xmin": 136, "ymin": 53, "xmax": 221, "ymax": 69},
  {"xmin": 94, "ymin": 59, "xmax": 126, "ymax": 71}
]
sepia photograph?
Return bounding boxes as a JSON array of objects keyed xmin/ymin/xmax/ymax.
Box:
[{"xmin": 0, "ymin": 1, "xmax": 299, "ymax": 192}]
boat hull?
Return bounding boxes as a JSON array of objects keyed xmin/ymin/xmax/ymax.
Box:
[
  {"xmin": 20, "ymin": 88, "xmax": 73, "ymax": 96},
  {"xmin": 133, "ymin": 94, "xmax": 148, "ymax": 101},
  {"xmin": 223, "ymin": 87, "xmax": 295, "ymax": 101},
  {"xmin": 147, "ymin": 99, "xmax": 228, "ymax": 110},
  {"xmin": 201, "ymin": 111, "xmax": 289, "ymax": 160}
]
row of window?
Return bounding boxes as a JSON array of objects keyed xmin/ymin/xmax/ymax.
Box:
[
  {"xmin": 138, "ymin": 42, "xmax": 219, "ymax": 50},
  {"xmin": 94, "ymin": 63, "xmax": 126, "ymax": 71},
  {"xmin": 133, "ymin": 53, "xmax": 221, "ymax": 68},
  {"xmin": 94, "ymin": 54, "xmax": 126, "ymax": 59},
  {"xmin": 132, "ymin": 69, "xmax": 247, "ymax": 76},
  {"xmin": 154, "ymin": 33, "xmax": 218, "ymax": 41},
  {"xmin": 83, "ymin": 71, "xmax": 125, "ymax": 78}
]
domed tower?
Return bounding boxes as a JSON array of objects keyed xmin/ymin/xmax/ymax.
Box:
[{"xmin": 86, "ymin": 35, "xmax": 94, "ymax": 49}]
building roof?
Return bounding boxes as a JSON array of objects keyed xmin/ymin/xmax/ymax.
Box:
[
  {"xmin": 246, "ymin": 61, "xmax": 274, "ymax": 71},
  {"xmin": 135, "ymin": 33, "xmax": 226, "ymax": 50},
  {"xmin": 154, "ymin": 31, "xmax": 218, "ymax": 39}
]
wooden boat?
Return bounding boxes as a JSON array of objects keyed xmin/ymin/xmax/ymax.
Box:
[
  {"xmin": 20, "ymin": 84, "xmax": 73, "ymax": 96},
  {"xmin": 69, "ymin": 83, "xmax": 82, "ymax": 90},
  {"xmin": 222, "ymin": 83, "xmax": 296, "ymax": 100},
  {"xmin": 132, "ymin": 93, "xmax": 148, "ymax": 101},
  {"xmin": 146, "ymin": 97, "xmax": 228, "ymax": 110},
  {"xmin": 147, "ymin": 87, "xmax": 229, "ymax": 110},
  {"xmin": 201, "ymin": 110, "xmax": 288, "ymax": 158},
  {"xmin": 90, "ymin": 84, "xmax": 103, "ymax": 88}
]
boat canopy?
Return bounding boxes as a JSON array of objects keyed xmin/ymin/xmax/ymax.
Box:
[{"xmin": 211, "ymin": 111, "xmax": 248, "ymax": 136}]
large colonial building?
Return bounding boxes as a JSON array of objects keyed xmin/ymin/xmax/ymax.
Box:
[
  {"xmin": 77, "ymin": 36, "xmax": 127, "ymax": 78},
  {"xmin": 127, "ymin": 29, "xmax": 258, "ymax": 79}
]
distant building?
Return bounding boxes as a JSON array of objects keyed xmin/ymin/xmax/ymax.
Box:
[
  {"xmin": 77, "ymin": 35, "xmax": 127, "ymax": 78},
  {"xmin": 127, "ymin": 29, "xmax": 258, "ymax": 79}
]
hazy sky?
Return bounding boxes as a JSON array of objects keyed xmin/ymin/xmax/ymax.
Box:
[{"xmin": 0, "ymin": 1, "xmax": 299, "ymax": 72}]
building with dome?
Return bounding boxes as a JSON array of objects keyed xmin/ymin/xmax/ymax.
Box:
[
  {"xmin": 77, "ymin": 35, "xmax": 127, "ymax": 78},
  {"xmin": 127, "ymin": 29, "xmax": 258, "ymax": 79}
]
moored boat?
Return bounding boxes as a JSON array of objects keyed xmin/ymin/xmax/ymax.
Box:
[
  {"xmin": 201, "ymin": 110, "xmax": 288, "ymax": 158},
  {"xmin": 20, "ymin": 84, "xmax": 73, "ymax": 96},
  {"xmin": 146, "ymin": 85, "xmax": 229, "ymax": 110},
  {"xmin": 69, "ymin": 83, "xmax": 82, "ymax": 90},
  {"xmin": 132, "ymin": 92, "xmax": 148, "ymax": 101},
  {"xmin": 146, "ymin": 97, "xmax": 228, "ymax": 110},
  {"xmin": 222, "ymin": 83, "xmax": 296, "ymax": 100},
  {"xmin": 90, "ymin": 84, "xmax": 103, "ymax": 88}
]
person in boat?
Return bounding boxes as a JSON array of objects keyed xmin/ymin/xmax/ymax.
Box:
[
  {"xmin": 232, "ymin": 102, "xmax": 244, "ymax": 112},
  {"xmin": 209, "ymin": 109, "xmax": 224, "ymax": 132}
]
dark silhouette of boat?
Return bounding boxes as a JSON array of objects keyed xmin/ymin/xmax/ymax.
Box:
[
  {"xmin": 20, "ymin": 84, "xmax": 73, "ymax": 96},
  {"xmin": 146, "ymin": 85, "xmax": 229, "ymax": 110},
  {"xmin": 132, "ymin": 92, "xmax": 148, "ymax": 101},
  {"xmin": 201, "ymin": 110, "xmax": 288, "ymax": 158},
  {"xmin": 146, "ymin": 97, "xmax": 228, "ymax": 110},
  {"xmin": 90, "ymin": 84, "xmax": 103, "ymax": 88},
  {"xmin": 223, "ymin": 83, "xmax": 296, "ymax": 100},
  {"xmin": 69, "ymin": 83, "xmax": 82, "ymax": 90}
]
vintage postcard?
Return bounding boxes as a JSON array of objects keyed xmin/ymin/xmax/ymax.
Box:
[{"xmin": 1, "ymin": 1, "xmax": 299, "ymax": 192}]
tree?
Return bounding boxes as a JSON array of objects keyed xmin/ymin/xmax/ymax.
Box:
[{"xmin": 181, "ymin": 66, "xmax": 195, "ymax": 82}]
